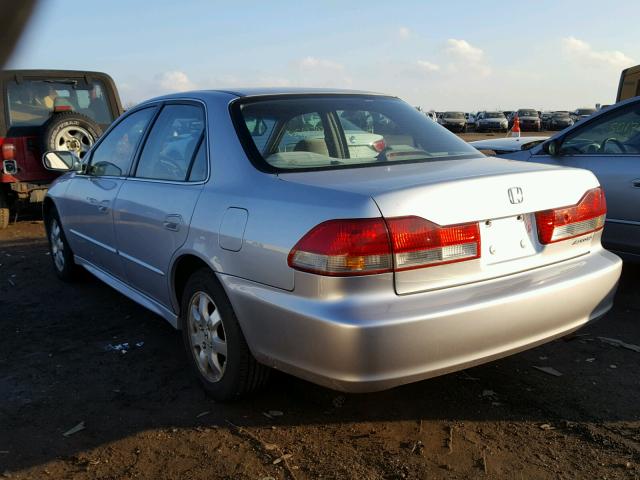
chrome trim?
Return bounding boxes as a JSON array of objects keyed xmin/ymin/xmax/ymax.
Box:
[
  {"xmin": 75, "ymin": 255, "xmax": 178, "ymax": 328},
  {"xmin": 119, "ymin": 250, "xmax": 165, "ymax": 276},
  {"xmin": 69, "ymin": 228, "xmax": 117, "ymax": 253},
  {"xmin": 606, "ymin": 218, "xmax": 640, "ymax": 226}
]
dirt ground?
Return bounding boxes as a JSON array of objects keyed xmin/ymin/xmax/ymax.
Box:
[{"xmin": 1, "ymin": 139, "xmax": 640, "ymax": 479}]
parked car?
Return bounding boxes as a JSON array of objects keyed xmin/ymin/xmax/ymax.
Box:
[
  {"xmin": 438, "ymin": 111, "xmax": 467, "ymax": 132},
  {"xmin": 572, "ymin": 107, "xmax": 597, "ymax": 123},
  {"xmin": 43, "ymin": 89, "xmax": 621, "ymax": 400},
  {"xmin": 469, "ymin": 136, "xmax": 549, "ymax": 154},
  {"xmin": 540, "ymin": 111, "xmax": 554, "ymax": 129},
  {"xmin": 0, "ymin": 70, "xmax": 122, "ymax": 228},
  {"xmin": 500, "ymin": 96, "xmax": 640, "ymax": 261},
  {"xmin": 511, "ymin": 109, "xmax": 541, "ymax": 131},
  {"xmin": 548, "ymin": 111, "xmax": 574, "ymax": 131},
  {"xmin": 425, "ymin": 110, "xmax": 437, "ymax": 122},
  {"xmin": 476, "ymin": 111, "xmax": 508, "ymax": 132},
  {"xmin": 466, "ymin": 112, "xmax": 477, "ymax": 130}
]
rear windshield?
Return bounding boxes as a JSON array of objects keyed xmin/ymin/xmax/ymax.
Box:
[
  {"xmin": 6, "ymin": 79, "xmax": 114, "ymax": 128},
  {"xmin": 234, "ymin": 96, "xmax": 481, "ymax": 171},
  {"xmin": 518, "ymin": 109, "xmax": 538, "ymax": 117},
  {"xmin": 443, "ymin": 112, "xmax": 465, "ymax": 119}
]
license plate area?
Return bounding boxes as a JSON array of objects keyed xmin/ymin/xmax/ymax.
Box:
[{"xmin": 480, "ymin": 214, "xmax": 537, "ymax": 265}]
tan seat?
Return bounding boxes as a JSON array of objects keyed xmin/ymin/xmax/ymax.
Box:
[{"xmin": 294, "ymin": 138, "xmax": 329, "ymax": 156}]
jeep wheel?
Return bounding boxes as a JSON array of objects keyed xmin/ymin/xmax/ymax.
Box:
[
  {"xmin": 42, "ymin": 112, "xmax": 102, "ymax": 159},
  {"xmin": 0, "ymin": 189, "xmax": 9, "ymax": 229}
]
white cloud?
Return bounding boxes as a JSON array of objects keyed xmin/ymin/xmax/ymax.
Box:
[
  {"xmin": 444, "ymin": 38, "xmax": 491, "ymax": 77},
  {"xmin": 298, "ymin": 56, "xmax": 344, "ymax": 70},
  {"xmin": 156, "ymin": 70, "xmax": 197, "ymax": 92},
  {"xmin": 416, "ymin": 60, "xmax": 440, "ymax": 72},
  {"xmin": 398, "ymin": 26, "xmax": 411, "ymax": 40},
  {"xmin": 562, "ymin": 36, "xmax": 634, "ymax": 69}
]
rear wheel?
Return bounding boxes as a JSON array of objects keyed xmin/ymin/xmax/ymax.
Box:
[
  {"xmin": 46, "ymin": 210, "xmax": 78, "ymax": 281},
  {"xmin": 181, "ymin": 268, "xmax": 270, "ymax": 400},
  {"xmin": 0, "ymin": 189, "xmax": 10, "ymax": 229}
]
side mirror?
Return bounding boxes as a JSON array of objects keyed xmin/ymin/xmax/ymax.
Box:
[
  {"xmin": 543, "ymin": 139, "xmax": 561, "ymax": 156},
  {"xmin": 43, "ymin": 151, "xmax": 81, "ymax": 172}
]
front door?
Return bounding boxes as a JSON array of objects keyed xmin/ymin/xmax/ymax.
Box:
[{"xmin": 60, "ymin": 107, "xmax": 156, "ymax": 279}]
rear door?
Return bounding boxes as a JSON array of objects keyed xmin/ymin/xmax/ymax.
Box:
[
  {"xmin": 531, "ymin": 99, "xmax": 640, "ymax": 255},
  {"xmin": 113, "ymin": 102, "xmax": 207, "ymax": 307},
  {"xmin": 59, "ymin": 107, "xmax": 156, "ymax": 278}
]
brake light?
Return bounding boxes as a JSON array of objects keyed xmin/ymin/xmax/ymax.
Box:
[
  {"xmin": 288, "ymin": 216, "xmax": 481, "ymax": 276},
  {"xmin": 2, "ymin": 143, "xmax": 16, "ymax": 160},
  {"xmin": 535, "ymin": 187, "xmax": 606, "ymax": 244},
  {"xmin": 370, "ymin": 138, "xmax": 386, "ymax": 153},
  {"xmin": 287, "ymin": 218, "xmax": 392, "ymax": 276},
  {"xmin": 387, "ymin": 216, "xmax": 481, "ymax": 270}
]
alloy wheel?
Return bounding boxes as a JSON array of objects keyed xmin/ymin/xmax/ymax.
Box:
[{"xmin": 188, "ymin": 291, "xmax": 227, "ymax": 382}]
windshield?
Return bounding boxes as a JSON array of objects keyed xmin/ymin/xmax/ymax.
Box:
[
  {"xmin": 234, "ymin": 96, "xmax": 482, "ymax": 171},
  {"xmin": 553, "ymin": 112, "xmax": 571, "ymax": 118},
  {"xmin": 576, "ymin": 108, "xmax": 596, "ymax": 116},
  {"xmin": 518, "ymin": 109, "xmax": 538, "ymax": 117},
  {"xmin": 6, "ymin": 79, "xmax": 114, "ymax": 128},
  {"xmin": 485, "ymin": 112, "xmax": 505, "ymax": 119},
  {"xmin": 443, "ymin": 112, "xmax": 465, "ymax": 119}
]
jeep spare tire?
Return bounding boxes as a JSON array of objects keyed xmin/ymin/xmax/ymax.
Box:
[{"xmin": 42, "ymin": 112, "xmax": 102, "ymax": 159}]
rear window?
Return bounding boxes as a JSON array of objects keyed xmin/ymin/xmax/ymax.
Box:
[
  {"xmin": 234, "ymin": 96, "xmax": 481, "ymax": 171},
  {"xmin": 6, "ymin": 79, "xmax": 114, "ymax": 128}
]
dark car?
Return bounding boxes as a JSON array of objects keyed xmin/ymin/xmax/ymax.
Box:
[
  {"xmin": 511, "ymin": 108, "xmax": 541, "ymax": 131},
  {"xmin": 548, "ymin": 112, "xmax": 574, "ymax": 131},
  {"xmin": 438, "ymin": 111, "xmax": 467, "ymax": 132},
  {"xmin": 476, "ymin": 111, "xmax": 508, "ymax": 132},
  {"xmin": 0, "ymin": 70, "xmax": 123, "ymax": 228},
  {"xmin": 572, "ymin": 107, "xmax": 597, "ymax": 123}
]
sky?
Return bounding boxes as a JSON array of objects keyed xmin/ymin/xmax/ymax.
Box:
[{"xmin": 7, "ymin": 0, "xmax": 640, "ymax": 111}]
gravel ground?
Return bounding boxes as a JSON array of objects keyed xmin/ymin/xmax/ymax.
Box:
[{"xmin": 1, "ymin": 137, "xmax": 639, "ymax": 479}]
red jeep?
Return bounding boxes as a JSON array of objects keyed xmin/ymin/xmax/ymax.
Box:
[{"xmin": 0, "ymin": 70, "xmax": 123, "ymax": 228}]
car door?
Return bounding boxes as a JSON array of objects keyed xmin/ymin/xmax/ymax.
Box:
[
  {"xmin": 531, "ymin": 99, "xmax": 640, "ymax": 255},
  {"xmin": 60, "ymin": 107, "xmax": 156, "ymax": 278},
  {"xmin": 112, "ymin": 102, "xmax": 207, "ymax": 307}
]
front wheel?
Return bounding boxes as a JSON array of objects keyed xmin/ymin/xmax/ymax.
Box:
[
  {"xmin": 181, "ymin": 268, "xmax": 270, "ymax": 400},
  {"xmin": 46, "ymin": 211, "xmax": 79, "ymax": 281}
]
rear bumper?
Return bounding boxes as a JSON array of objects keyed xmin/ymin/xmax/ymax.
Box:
[{"xmin": 221, "ymin": 249, "xmax": 621, "ymax": 392}]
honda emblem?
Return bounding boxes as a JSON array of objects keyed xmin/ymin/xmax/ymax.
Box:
[{"xmin": 508, "ymin": 187, "xmax": 523, "ymax": 204}]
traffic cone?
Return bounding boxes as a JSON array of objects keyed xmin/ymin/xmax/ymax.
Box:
[{"xmin": 511, "ymin": 115, "xmax": 521, "ymax": 138}]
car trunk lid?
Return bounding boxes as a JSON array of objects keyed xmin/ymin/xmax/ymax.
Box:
[{"xmin": 280, "ymin": 157, "xmax": 601, "ymax": 294}]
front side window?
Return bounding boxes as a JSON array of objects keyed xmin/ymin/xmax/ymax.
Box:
[
  {"xmin": 6, "ymin": 79, "xmax": 114, "ymax": 127},
  {"xmin": 560, "ymin": 104, "xmax": 640, "ymax": 155},
  {"xmin": 235, "ymin": 96, "xmax": 481, "ymax": 171},
  {"xmin": 88, "ymin": 107, "xmax": 155, "ymax": 177},
  {"xmin": 135, "ymin": 104, "xmax": 205, "ymax": 181}
]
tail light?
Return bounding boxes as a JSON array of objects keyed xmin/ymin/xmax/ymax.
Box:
[
  {"xmin": 2, "ymin": 143, "xmax": 16, "ymax": 160},
  {"xmin": 288, "ymin": 216, "xmax": 480, "ymax": 276},
  {"xmin": 535, "ymin": 187, "xmax": 606, "ymax": 244},
  {"xmin": 386, "ymin": 216, "xmax": 480, "ymax": 270},
  {"xmin": 370, "ymin": 139, "xmax": 386, "ymax": 153}
]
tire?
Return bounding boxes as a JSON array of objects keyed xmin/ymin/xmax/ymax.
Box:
[
  {"xmin": 0, "ymin": 189, "xmax": 9, "ymax": 229},
  {"xmin": 46, "ymin": 209, "xmax": 79, "ymax": 281},
  {"xmin": 180, "ymin": 268, "xmax": 270, "ymax": 400},
  {"xmin": 41, "ymin": 112, "xmax": 102, "ymax": 159}
]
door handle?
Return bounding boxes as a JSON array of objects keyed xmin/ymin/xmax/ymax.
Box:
[
  {"xmin": 632, "ymin": 179, "xmax": 640, "ymax": 188},
  {"xmin": 163, "ymin": 214, "xmax": 183, "ymax": 232},
  {"xmin": 87, "ymin": 197, "xmax": 110, "ymax": 213}
]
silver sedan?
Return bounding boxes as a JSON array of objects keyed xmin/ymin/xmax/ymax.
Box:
[{"xmin": 42, "ymin": 89, "xmax": 622, "ymax": 400}]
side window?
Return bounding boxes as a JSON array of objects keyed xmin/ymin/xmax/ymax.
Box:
[
  {"xmin": 135, "ymin": 104, "xmax": 205, "ymax": 181},
  {"xmin": 560, "ymin": 104, "xmax": 640, "ymax": 155},
  {"xmin": 89, "ymin": 108, "xmax": 155, "ymax": 177},
  {"xmin": 187, "ymin": 140, "xmax": 207, "ymax": 182}
]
